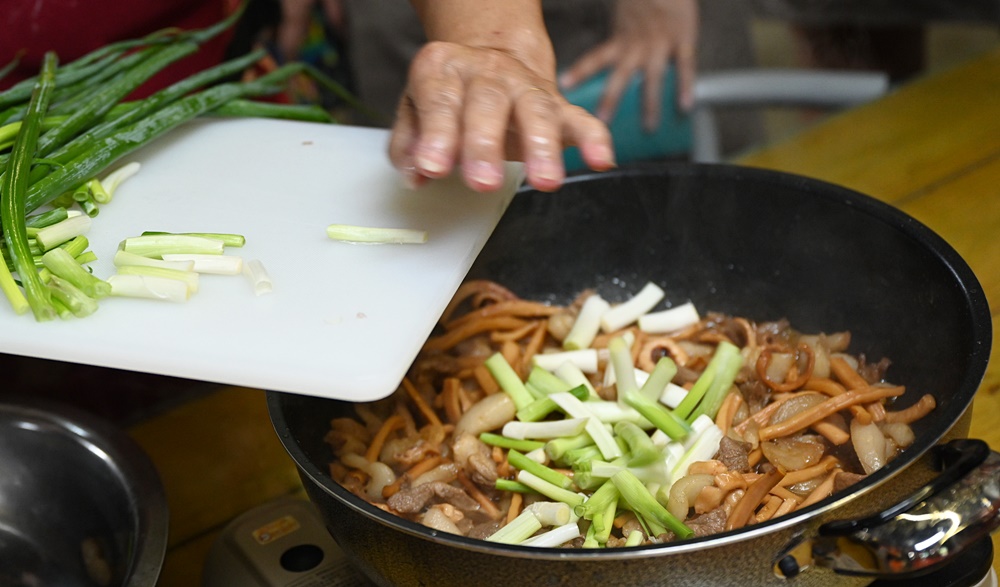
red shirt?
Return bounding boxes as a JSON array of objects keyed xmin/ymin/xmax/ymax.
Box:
[{"xmin": 0, "ymin": 0, "xmax": 238, "ymax": 96}]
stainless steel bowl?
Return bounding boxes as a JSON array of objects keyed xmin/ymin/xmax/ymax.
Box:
[{"xmin": 0, "ymin": 397, "xmax": 169, "ymax": 586}]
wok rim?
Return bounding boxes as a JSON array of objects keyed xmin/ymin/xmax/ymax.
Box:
[
  {"xmin": 0, "ymin": 395, "xmax": 170, "ymax": 584},
  {"xmin": 268, "ymin": 162, "xmax": 992, "ymax": 561}
]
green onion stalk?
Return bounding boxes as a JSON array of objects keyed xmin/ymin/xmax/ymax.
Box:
[{"xmin": 0, "ymin": 53, "xmax": 58, "ymax": 320}]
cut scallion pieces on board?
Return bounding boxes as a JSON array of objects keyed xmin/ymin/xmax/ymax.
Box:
[
  {"xmin": 326, "ymin": 224, "xmax": 428, "ymax": 244},
  {"xmin": 121, "ymin": 234, "xmax": 225, "ymax": 257}
]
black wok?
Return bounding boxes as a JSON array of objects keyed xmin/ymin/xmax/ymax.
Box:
[{"xmin": 269, "ymin": 164, "xmax": 995, "ymax": 587}]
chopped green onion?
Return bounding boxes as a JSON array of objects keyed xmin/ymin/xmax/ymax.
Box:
[
  {"xmin": 526, "ymin": 366, "xmax": 574, "ymax": 395},
  {"xmin": 121, "ymin": 234, "xmax": 224, "ymax": 257},
  {"xmin": 614, "ymin": 421, "xmax": 660, "ymax": 467},
  {"xmin": 242, "ymin": 258, "xmax": 272, "ymax": 296},
  {"xmin": 688, "ymin": 341, "xmax": 744, "ymax": 422},
  {"xmin": 485, "ymin": 352, "xmax": 535, "ymax": 411},
  {"xmin": 524, "ymin": 501, "xmax": 575, "ymax": 527},
  {"xmin": 107, "ymin": 274, "xmax": 190, "ymax": 302},
  {"xmin": 161, "ymin": 253, "xmax": 242, "ymax": 275},
  {"xmin": 479, "ymin": 433, "xmax": 545, "ymax": 453},
  {"xmin": 520, "ymin": 523, "xmax": 581, "ymax": 548},
  {"xmin": 578, "ymin": 478, "xmax": 620, "ymax": 519},
  {"xmin": 100, "ymin": 161, "xmax": 140, "ymax": 197},
  {"xmin": 622, "ymin": 390, "xmax": 691, "ymax": 441},
  {"xmin": 608, "ymin": 337, "xmax": 640, "ymax": 402},
  {"xmin": 562, "ymin": 293, "xmax": 610, "ymax": 350},
  {"xmin": 624, "ymin": 528, "xmax": 646, "ymax": 546},
  {"xmin": 553, "ymin": 361, "xmax": 598, "ymax": 399},
  {"xmin": 611, "ymin": 470, "xmax": 692, "ymax": 539},
  {"xmin": 531, "ymin": 349, "xmax": 599, "ymax": 373},
  {"xmin": 113, "ymin": 249, "xmax": 195, "ymax": 271},
  {"xmin": 326, "ymin": 224, "xmax": 427, "ymax": 244},
  {"xmin": 600, "ymin": 282, "xmax": 665, "ymax": 333},
  {"xmin": 40, "ymin": 247, "xmax": 110, "ymax": 299},
  {"xmin": 115, "ymin": 264, "xmax": 199, "ymax": 294},
  {"xmin": 515, "ymin": 383, "xmax": 588, "ymax": 422},
  {"xmin": 547, "ymin": 391, "xmax": 623, "ymax": 460},
  {"xmin": 639, "ymin": 356, "xmax": 677, "ymax": 402},
  {"xmin": 494, "ymin": 479, "xmax": 538, "ymax": 494},
  {"xmin": 141, "ymin": 230, "xmax": 244, "ymax": 247},
  {"xmin": 87, "ymin": 178, "xmax": 110, "ymax": 204},
  {"xmin": 516, "ymin": 470, "xmax": 585, "ymax": 508},
  {"xmin": 544, "ymin": 432, "xmax": 596, "ymax": 463},
  {"xmin": 486, "ymin": 509, "xmax": 542, "ymax": 545},
  {"xmin": 638, "ymin": 301, "xmax": 700, "ymax": 334},
  {"xmin": 46, "ymin": 274, "xmax": 98, "ymax": 318},
  {"xmin": 33, "ymin": 214, "xmax": 92, "ymax": 251},
  {"xmin": 508, "ymin": 449, "xmax": 574, "ymax": 491},
  {"xmin": 502, "ymin": 417, "xmax": 589, "ymax": 440}
]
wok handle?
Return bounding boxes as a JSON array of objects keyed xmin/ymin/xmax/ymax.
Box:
[{"xmin": 775, "ymin": 438, "xmax": 1000, "ymax": 579}]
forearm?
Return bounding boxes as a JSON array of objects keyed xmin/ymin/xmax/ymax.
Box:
[{"xmin": 409, "ymin": 0, "xmax": 554, "ymax": 74}]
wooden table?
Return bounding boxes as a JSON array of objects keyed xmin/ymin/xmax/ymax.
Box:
[{"xmin": 129, "ymin": 44, "xmax": 1000, "ymax": 585}]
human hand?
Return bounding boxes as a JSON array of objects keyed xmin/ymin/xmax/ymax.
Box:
[
  {"xmin": 388, "ymin": 41, "xmax": 615, "ymax": 193},
  {"xmin": 558, "ymin": 0, "xmax": 699, "ymax": 132}
]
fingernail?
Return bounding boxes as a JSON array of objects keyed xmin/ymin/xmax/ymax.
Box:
[
  {"xmin": 528, "ymin": 158, "xmax": 565, "ymax": 191},
  {"xmin": 415, "ymin": 142, "xmax": 450, "ymax": 176},
  {"xmin": 464, "ymin": 160, "xmax": 503, "ymax": 191}
]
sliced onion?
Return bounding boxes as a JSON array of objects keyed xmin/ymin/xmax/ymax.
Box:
[
  {"xmin": 851, "ymin": 420, "xmax": 888, "ymax": 475},
  {"xmin": 667, "ymin": 474, "xmax": 715, "ymax": 520},
  {"xmin": 769, "ymin": 392, "xmax": 827, "ymax": 426},
  {"xmin": 760, "ymin": 435, "xmax": 826, "ymax": 472},
  {"xmin": 880, "ymin": 422, "xmax": 915, "ymax": 448}
]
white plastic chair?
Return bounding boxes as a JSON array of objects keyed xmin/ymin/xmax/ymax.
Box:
[{"xmin": 690, "ymin": 69, "xmax": 891, "ymax": 163}]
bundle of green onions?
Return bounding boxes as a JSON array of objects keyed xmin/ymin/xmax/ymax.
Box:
[{"xmin": 0, "ymin": 3, "xmax": 348, "ymax": 320}]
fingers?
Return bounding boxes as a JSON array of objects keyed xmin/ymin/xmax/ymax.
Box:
[
  {"xmin": 459, "ymin": 80, "xmax": 512, "ymax": 192},
  {"xmin": 641, "ymin": 48, "xmax": 670, "ymax": 132},
  {"xmin": 513, "ymin": 87, "xmax": 567, "ymax": 192},
  {"xmin": 562, "ymin": 104, "xmax": 616, "ymax": 173},
  {"xmin": 558, "ymin": 43, "xmax": 616, "ymax": 90},
  {"xmin": 673, "ymin": 44, "xmax": 697, "ymax": 113},
  {"xmin": 403, "ymin": 44, "xmax": 465, "ymax": 181},
  {"xmin": 594, "ymin": 56, "xmax": 637, "ymax": 125},
  {"xmin": 388, "ymin": 42, "xmax": 617, "ymax": 193}
]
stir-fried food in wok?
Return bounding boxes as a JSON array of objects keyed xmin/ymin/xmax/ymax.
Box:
[{"xmin": 323, "ymin": 280, "xmax": 936, "ymax": 547}]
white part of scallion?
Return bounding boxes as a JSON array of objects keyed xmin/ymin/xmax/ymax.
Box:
[
  {"xmin": 553, "ymin": 362, "xmax": 598, "ymax": 399},
  {"xmin": 602, "ymin": 331, "xmax": 636, "ymax": 387},
  {"xmin": 487, "ymin": 509, "xmax": 543, "ymax": 545},
  {"xmin": 600, "ymin": 282, "xmax": 665, "ymax": 333},
  {"xmin": 116, "ymin": 265, "xmax": 199, "ymax": 294},
  {"xmin": 519, "ymin": 523, "xmax": 581, "ymax": 548},
  {"xmin": 34, "ymin": 214, "xmax": 92, "ymax": 251},
  {"xmin": 101, "ymin": 162, "xmax": 141, "ymax": 198},
  {"xmin": 547, "ymin": 392, "xmax": 622, "ymax": 460},
  {"xmin": 326, "ymin": 224, "xmax": 428, "ymax": 244},
  {"xmin": 502, "ymin": 417, "xmax": 589, "ymax": 440},
  {"xmin": 107, "ymin": 274, "xmax": 190, "ymax": 302},
  {"xmin": 525, "ymin": 501, "xmax": 575, "ymax": 527},
  {"xmin": 113, "ymin": 250, "xmax": 195, "ymax": 272},
  {"xmin": 532, "ymin": 349, "xmax": 599, "ymax": 373},
  {"xmin": 638, "ymin": 301, "xmax": 700, "ymax": 334},
  {"xmin": 562, "ymin": 293, "xmax": 610, "ymax": 350},
  {"xmin": 161, "ymin": 253, "xmax": 243, "ymax": 275},
  {"xmin": 583, "ymin": 401, "xmax": 654, "ymax": 428},
  {"xmin": 242, "ymin": 259, "xmax": 273, "ymax": 296},
  {"xmin": 122, "ymin": 235, "xmax": 225, "ymax": 258},
  {"xmin": 659, "ymin": 383, "xmax": 689, "ymax": 409},
  {"xmin": 669, "ymin": 423, "xmax": 724, "ymax": 482}
]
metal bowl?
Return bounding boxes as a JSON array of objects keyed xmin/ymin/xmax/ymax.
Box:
[{"xmin": 0, "ymin": 397, "xmax": 169, "ymax": 586}]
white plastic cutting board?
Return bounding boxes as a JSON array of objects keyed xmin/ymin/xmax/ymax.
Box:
[{"xmin": 0, "ymin": 118, "xmax": 522, "ymax": 401}]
